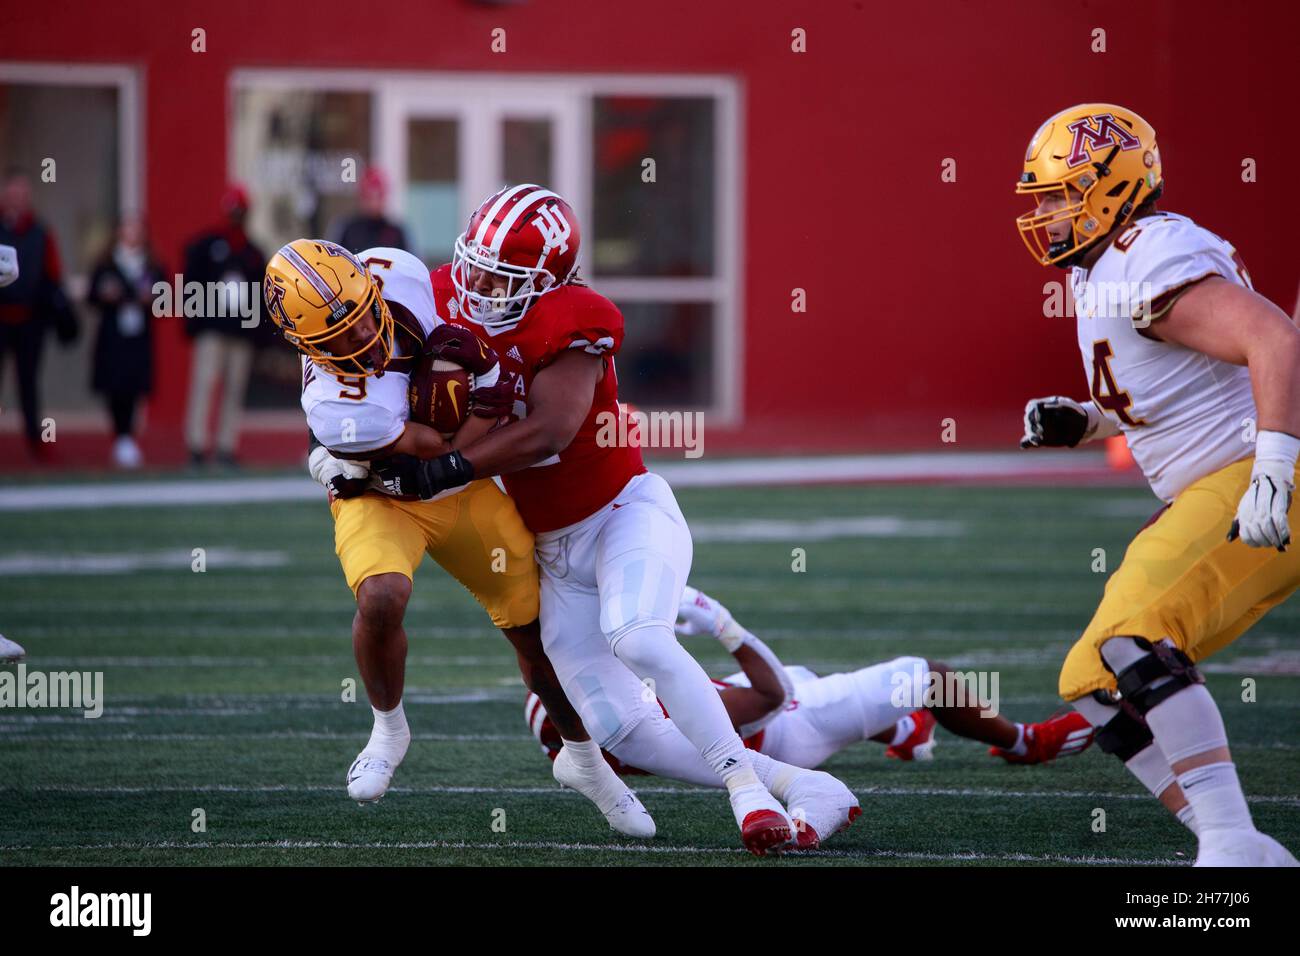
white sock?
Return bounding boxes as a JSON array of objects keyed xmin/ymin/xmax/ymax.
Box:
[
  {"xmin": 1006, "ymin": 723, "xmax": 1027, "ymax": 756},
  {"xmin": 613, "ymin": 622, "xmax": 760, "ymax": 792},
  {"xmin": 1176, "ymin": 803, "xmax": 1200, "ymax": 835},
  {"xmin": 749, "ymin": 751, "xmax": 802, "ymax": 802},
  {"xmin": 889, "ymin": 716, "xmax": 916, "ymax": 747},
  {"xmin": 366, "ymin": 701, "xmax": 409, "ymax": 756},
  {"xmin": 561, "ymin": 736, "xmax": 603, "ymax": 771},
  {"xmin": 1176, "ymin": 761, "xmax": 1253, "ymax": 833}
]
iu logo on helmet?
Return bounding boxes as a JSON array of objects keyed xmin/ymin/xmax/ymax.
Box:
[
  {"xmin": 1065, "ymin": 113, "xmax": 1142, "ymax": 168},
  {"xmin": 531, "ymin": 203, "xmax": 572, "ymax": 255}
]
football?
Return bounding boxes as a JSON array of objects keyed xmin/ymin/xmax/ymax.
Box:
[{"xmin": 408, "ymin": 355, "xmax": 471, "ymax": 438}]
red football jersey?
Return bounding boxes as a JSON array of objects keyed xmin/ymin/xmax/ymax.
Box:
[{"xmin": 431, "ymin": 264, "xmax": 646, "ymax": 532}]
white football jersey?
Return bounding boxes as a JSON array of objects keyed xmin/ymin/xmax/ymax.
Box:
[
  {"xmin": 300, "ymin": 247, "xmax": 467, "ymax": 501},
  {"xmin": 1071, "ymin": 212, "xmax": 1256, "ymax": 501}
]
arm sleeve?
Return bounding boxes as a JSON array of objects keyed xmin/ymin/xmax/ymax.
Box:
[
  {"xmin": 733, "ymin": 634, "xmax": 797, "ymax": 740},
  {"xmin": 306, "ymin": 398, "xmax": 405, "ymax": 457}
]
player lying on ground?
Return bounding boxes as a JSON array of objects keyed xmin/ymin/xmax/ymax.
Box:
[
  {"xmin": 526, "ymin": 586, "xmax": 1095, "ymax": 775},
  {"xmin": 1016, "ymin": 103, "xmax": 1300, "ymax": 866},
  {"xmin": 373, "ymin": 186, "xmax": 857, "ymax": 854},
  {"xmin": 264, "ymin": 241, "xmax": 652, "ymax": 836}
]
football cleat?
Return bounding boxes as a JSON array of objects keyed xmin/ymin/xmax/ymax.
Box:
[
  {"xmin": 1195, "ymin": 829, "xmax": 1299, "ymax": 867},
  {"xmin": 346, "ymin": 753, "xmax": 400, "ymax": 804},
  {"xmin": 730, "ymin": 784, "xmax": 795, "ymax": 856},
  {"xmin": 0, "ymin": 635, "xmax": 26, "ymax": 662},
  {"xmin": 784, "ymin": 769, "xmax": 862, "ymax": 851},
  {"xmin": 989, "ymin": 711, "xmax": 1096, "ymax": 765},
  {"xmin": 886, "ymin": 709, "xmax": 937, "ymax": 761},
  {"xmin": 552, "ymin": 744, "xmax": 656, "ymax": 839}
]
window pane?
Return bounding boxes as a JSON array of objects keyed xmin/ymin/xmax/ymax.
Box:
[
  {"xmin": 232, "ymin": 89, "xmax": 372, "ymax": 253},
  {"xmin": 0, "ymin": 82, "xmax": 120, "ymax": 416},
  {"xmin": 592, "ymin": 96, "xmax": 714, "ymax": 277},
  {"xmin": 615, "ymin": 301, "xmax": 714, "ymax": 409},
  {"xmin": 232, "ymin": 89, "xmax": 373, "ymax": 409},
  {"xmin": 406, "ymin": 118, "xmax": 460, "ymax": 265},
  {"xmin": 502, "ymin": 118, "xmax": 552, "ymax": 185},
  {"xmin": 0, "ymin": 83, "xmax": 119, "ymax": 278}
]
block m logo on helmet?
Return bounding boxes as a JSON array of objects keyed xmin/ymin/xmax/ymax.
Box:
[
  {"xmin": 1065, "ymin": 113, "xmax": 1142, "ymax": 167},
  {"xmin": 532, "ymin": 203, "xmax": 572, "ymax": 256}
]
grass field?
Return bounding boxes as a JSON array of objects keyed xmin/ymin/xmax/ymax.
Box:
[{"xmin": 2, "ymin": 476, "xmax": 1297, "ymax": 866}]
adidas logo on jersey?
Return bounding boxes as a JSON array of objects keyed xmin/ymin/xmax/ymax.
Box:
[{"xmin": 507, "ymin": 346, "xmax": 523, "ymax": 362}]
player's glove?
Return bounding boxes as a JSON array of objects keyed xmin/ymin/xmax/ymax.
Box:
[
  {"xmin": 0, "ymin": 244, "xmax": 17, "ymax": 289},
  {"xmin": 470, "ymin": 369, "xmax": 518, "ymax": 419},
  {"xmin": 1228, "ymin": 430, "xmax": 1299, "ymax": 551},
  {"xmin": 1020, "ymin": 395, "xmax": 1091, "ymax": 448},
  {"xmin": 425, "ymin": 323, "xmax": 500, "ymax": 377},
  {"xmin": 308, "ymin": 445, "xmax": 370, "ymax": 500},
  {"xmin": 675, "ymin": 585, "xmax": 743, "ymax": 652},
  {"xmin": 373, "ymin": 450, "xmax": 476, "ymax": 500}
]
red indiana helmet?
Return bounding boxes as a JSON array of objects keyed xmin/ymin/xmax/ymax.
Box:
[{"xmin": 451, "ymin": 184, "xmax": 580, "ymax": 329}]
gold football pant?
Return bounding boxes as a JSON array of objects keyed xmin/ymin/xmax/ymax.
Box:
[
  {"xmin": 1060, "ymin": 457, "xmax": 1300, "ymax": 700},
  {"xmin": 330, "ymin": 479, "xmax": 539, "ymax": 629}
]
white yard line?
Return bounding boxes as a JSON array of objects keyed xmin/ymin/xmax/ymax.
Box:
[
  {"xmin": 6, "ymin": 782, "xmax": 1297, "ymax": 805},
  {"xmin": 0, "ymin": 838, "xmax": 1178, "ymax": 865},
  {"xmin": 0, "ymin": 548, "xmax": 288, "ymax": 575},
  {"xmin": 0, "ymin": 452, "xmax": 1112, "ymax": 513}
]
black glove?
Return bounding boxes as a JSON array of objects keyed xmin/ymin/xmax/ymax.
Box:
[
  {"xmin": 374, "ymin": 450, "xmax": 476, "ymax": 500},
  {"xmin": 328, "ymin": 474, "xmax": 371, "ymax": 499},
  {"xmin": 1020, "ymin": 396, "xmax": 1090, "ymax": 448}
]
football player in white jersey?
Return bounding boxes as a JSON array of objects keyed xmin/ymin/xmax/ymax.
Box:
[
  {"xmin": 263, "ymin": 240, "xmax": 654, "ymax": 837},
  {"xmin": 526, "ymin": 586, "xmax": 1095, "ymax": 777},
  {"xmin": 1016, "ymin": 104, "xmax": 1300, "ymax": 866}
]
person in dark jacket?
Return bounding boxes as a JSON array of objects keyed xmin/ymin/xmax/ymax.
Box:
[
  {"xmin": 330, "ymin": 167, "xmax": 409, "ymax": 254},
  {"xmin": 87, "ymin": 215, "xmax": 165, "ymax": 469},
  {"xmin": 0, "ymin": 169, "xmax": 77, "ymax": 458},
  {"xmin": 182, "ymin": 183, "xmax": 267, "ymax": 467}
]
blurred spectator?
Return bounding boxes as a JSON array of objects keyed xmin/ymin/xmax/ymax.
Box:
[
  {"xmin": 182, "ymin": 183, "xmax": 267, "ymax": 468},
  {"xmin": 331, "ymin": 167, "xmax": 409, "ymax": 253},
  {"xmin": 0, "ymin": 169, "xmax": 77, "ymax": 460},
  {"xmin": 87, "ymin": 215, "xmax": 165, "ymax": 470}
]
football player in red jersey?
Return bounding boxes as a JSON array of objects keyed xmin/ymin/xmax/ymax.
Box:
[{"xmin": 376, "ymin": 185, "xmax": 858, "ymax": 854}]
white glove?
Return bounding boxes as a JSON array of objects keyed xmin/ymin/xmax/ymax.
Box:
[
  {"xmin": 1230, "ymin": 431, "xmax": 1299, "ymax": 551},
  {"xmin": 675, "ymin": 585, "xmax": 741, "ymax": 651},
  {"xmin": 0, "ymin": 244, "xmax": 18, "ymax": 288},
  {"xmin": 308, "ymin": 445, "xmax": 370, "ymax": 497}
]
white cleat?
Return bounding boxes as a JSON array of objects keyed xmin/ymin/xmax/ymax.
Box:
[
  {"xmin": 784, "ymin": 769, "xmax": 862, "ymax": 851},
  {"xmin": 0, "ymin": 635, "xmax": 25, "ymax": 662},
  {"xmin": 1195, "ymin": 828, "xmax": 1299, "ymax": 867},
  {"xmin": 553, "ymin": 744, "xmax": 656, "ymax": 838},
  {"xmin": 730, "ymin": 783, "xmax": 795, "ymax": 856},
  {"xmin": 346, "ymin": 729, "xmax": 409, "ymax": 806}
]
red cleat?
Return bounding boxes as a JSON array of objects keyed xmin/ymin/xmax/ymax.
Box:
[
  {"xmin": 990, "ymin": 710, "xmax": 1096, "ymax": 765},
  {"xmin": 886, "ymin": 709, "xmax": 937, "ymax": 761},
  {"xmin": 796, "ymin": 804, "xmax": 863, "ymax": 850},
  {"xmin": 741, "ymin": 809, "xmax": 793, "ymax": 856}
]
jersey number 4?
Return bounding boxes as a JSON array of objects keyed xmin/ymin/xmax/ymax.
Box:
[{"xmin": 1090, "ymin": 339, "xmax": 1146, "ymax": 427}]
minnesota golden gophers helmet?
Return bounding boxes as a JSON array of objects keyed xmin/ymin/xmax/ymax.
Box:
[
  {"xmin": 1015, "ymin": 104, "xmax": 1163, "ymax": 267},
  {"xmin": 263, "ymin": 238, "xmax": 394, "ymax": 376}
]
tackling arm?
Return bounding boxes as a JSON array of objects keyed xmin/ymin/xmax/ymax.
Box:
[{"xmin": 457, "ymin": 349, "xmax": 601, "ymax": 476}]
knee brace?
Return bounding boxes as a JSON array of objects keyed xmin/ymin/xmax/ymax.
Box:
[
  {"xmin": 1101, "ymin": 636, "xmax": 1205, "ymax": 716},
  {"xmin": 1084, "ymin": 689, "xmax": 1155, "ymax": 761}
]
